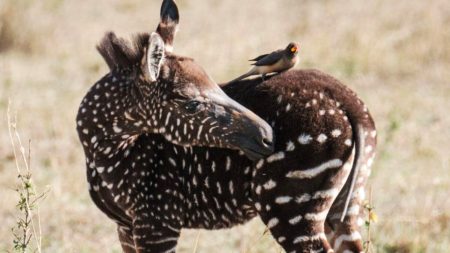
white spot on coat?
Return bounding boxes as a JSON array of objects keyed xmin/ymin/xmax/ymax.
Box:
[
  {"xmin": 263, "ymin": 180, "xmax": 277, "ymax": 190},
  {"xmin": 334, "ymin": 231, "xmax": 362, "ymax": 250},
  {"xmin": 113, "ymin": 126, "xmax": 122, "ymax": 133},
  {"xmin": 168, "ymin": 158, "xmax": 176, "ymax": 167},
  {"xmin": 267, "ymin": 218, "xmax": 279, "ymax": 229},
  {"xmin": 289, "ymin": 215, "xmax": 303, "ymax": 225},
  {"xmin": 293, "ymin": 233, "xmax": 325, "ymax": 244},
  {"xmin": 317, "ymin": 134, "xmax": 327, "ymax": 143},
  {"xmin": 286, "ymin": 103, "xmax": 291, "ymax": 112},
  {"xmin": 295, "ymin": 193, "xmax": 311, "ymax": 203},
  {"xmin": 286, "ymin": 159, "xmax": 343, "ymax": 179},
  {"xmin": 305, "ymin": 210, "xmax": 328, "ymax": 221},
  {"xmin": 312, "ymin": 188, "xmax": 339, "ymax": 199},
  {"xmin": 298, "ymin": 134, "xmax": 313, "ymax": 145},
  {"xmin": 286, "ymin": 141, "xmax": 295, "ymax": 151},
  {"xmin": 275, "ymin": 196, "xmax": 292, "ymax": 204},
  {"xmin": 331, "ymin": 129, "xmax": 342, "ymax": 137},
  {"xmin": 344, "ymin": 139, "xmax": 352, "ymax": 146},
  {"xmin": 266, "ymin": 152, "xmax": 285, "ymax": 163},
  {"xmin": 226, "ymin": 156, "xmax": 231, "ymax": 171},
  {"xmin": 371, "ymin": 130, "xmax": 377, "ymax": 138},
  {"xmin": 256, "ymin": 160, "xmax": 264, "ymax": 169}
]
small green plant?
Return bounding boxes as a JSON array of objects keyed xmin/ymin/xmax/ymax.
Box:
[
  {"xmin": 8, "ymin": 102, "xmax": 49, "ymax": 253},
  {"xmin": 363, "ymin": 187, "xmax": 377, "ymax": 253}
]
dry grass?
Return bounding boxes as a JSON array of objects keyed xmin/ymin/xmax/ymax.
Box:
[{"xmin": 0, "ymin": 0, "xmax": 449, "ymax": 252}]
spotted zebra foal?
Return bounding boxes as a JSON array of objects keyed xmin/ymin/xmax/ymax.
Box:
[
  {"xmin": 77, "ymin": 1, "xmax": 376, "ymax": 252},
  {"xmin": 76, "ymin": 31, "xmax": 275, "ymax": 252}
]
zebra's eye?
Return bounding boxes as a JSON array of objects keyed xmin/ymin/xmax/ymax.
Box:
[{"xmin": 185, "ymin": 100, "xmax": 203, "ymax": 114}]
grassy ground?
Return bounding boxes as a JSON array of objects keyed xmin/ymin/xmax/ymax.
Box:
[{"xmin": 1, "ymin": 0, "xmax": 449, "ymax": 252}]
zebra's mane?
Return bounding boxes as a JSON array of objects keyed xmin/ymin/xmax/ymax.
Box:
[{"xmin": 96, "ymin": 32, "xmax": 150, "ymax": 70}]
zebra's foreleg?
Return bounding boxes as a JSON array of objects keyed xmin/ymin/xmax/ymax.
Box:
[{"xmin": 131, "ymin": 214, "xmax": 181, "ymax": 253}]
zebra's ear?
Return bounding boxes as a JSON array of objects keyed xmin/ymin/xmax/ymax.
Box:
[
  {"xmin": 156, "ymin": 0, "xmax": 179, "ymax": 52},
  {"xmin": 147, "ymin": 32, "xmax": 165, "ymax": 82}
]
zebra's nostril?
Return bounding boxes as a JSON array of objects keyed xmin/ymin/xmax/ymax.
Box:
[{"xmin": 262, "ymin": 138, "xmax": 274, "ymax": 148}]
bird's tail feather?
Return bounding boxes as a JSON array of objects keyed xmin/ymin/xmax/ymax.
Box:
[{"xmin": 227, "ymin": 69, "xmax": 257, "ymax": 84}]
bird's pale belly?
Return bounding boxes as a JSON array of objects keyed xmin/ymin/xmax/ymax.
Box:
[{"xmin": 256, "ymin": 59, "xmax": 292, "ymax": 74}]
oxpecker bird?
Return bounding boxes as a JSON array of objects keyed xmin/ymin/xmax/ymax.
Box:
[{"xmin": 230, "ymin": 42, "xmax": 300, "ymax": 83}]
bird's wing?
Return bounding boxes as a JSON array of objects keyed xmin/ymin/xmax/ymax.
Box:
[
  {"xmin": 252, "ymin": 50, "xmax": 284, "ymax": 66},
  {"xmin": 249, "ymin": 54, "xmax": 269, "ymax": 62}
]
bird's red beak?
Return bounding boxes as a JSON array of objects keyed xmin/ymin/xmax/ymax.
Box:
[{"xmin": 291, "ymin": 46, "xmax": 298, "ymax": 53}]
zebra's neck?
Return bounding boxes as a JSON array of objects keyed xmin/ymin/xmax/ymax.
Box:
[{"xmin": 77, "ymin": 71, "xmax": 150, "ymax": 157}]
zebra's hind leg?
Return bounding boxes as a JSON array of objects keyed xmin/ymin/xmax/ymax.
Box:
[
  {"xmin": 326, "ymin": 136, "xmax": 376, "ymax": 253},
  {"xmin": 252, "ymin": 157, "xmax": 353, "ymax": 253},
  {"xmin": 326, "ymin": 177, "xmax": 366, "ymax": 253},
  {"xmin": 118, "ymin": 225, "xmax": 137, "ymax": 253},
  {"xmin": 327, "ymin": 185, "xmax": 369, "ymax": 253}
]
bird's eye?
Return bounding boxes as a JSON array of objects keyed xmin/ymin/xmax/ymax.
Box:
[{"xmin": 185, "ymin": 100, "xmax": 203, "ymax": 113}]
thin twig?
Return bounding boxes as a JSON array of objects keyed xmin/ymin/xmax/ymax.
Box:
[
  {"xmin": 7, "ymin": 101, "xmax": 45, "ymax": 253},
  {"xmin": 192, "ymin": 231, "xmax": 201, "ymax": 253}
]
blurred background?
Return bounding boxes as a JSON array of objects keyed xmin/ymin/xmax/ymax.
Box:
[{"xmin": 0, "ymin": 0, "xmax": 449, "ymax": 252}]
